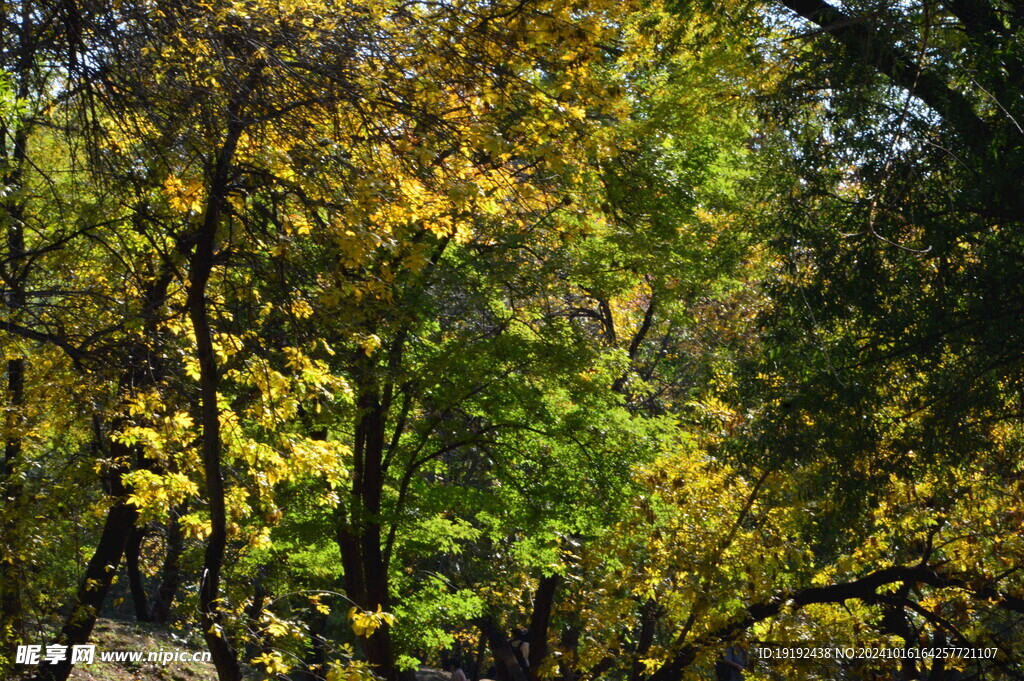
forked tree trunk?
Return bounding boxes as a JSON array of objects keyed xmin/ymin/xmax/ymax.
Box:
[{"xmin": 337, "ymin": 377, "xmax": 398, "ymax": 679}]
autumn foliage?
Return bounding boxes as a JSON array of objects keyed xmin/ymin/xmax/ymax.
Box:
[{"xmin": 2, "ymin": 1, "xmax": 1023, "ymax": 681}]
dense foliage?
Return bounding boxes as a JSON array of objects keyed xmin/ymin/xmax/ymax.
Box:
[{"xmin": 2, "ymin": 1, "xmax": 1023, "ymax": 681}]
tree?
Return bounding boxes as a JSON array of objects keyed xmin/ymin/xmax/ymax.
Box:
[
  {"xmin": 748, "ymin": 0, "xmax": 1024, "ymax": 484},
  {"xmin": 702, "ymin": 0, "xmax": 1024, "ymax": 676},
  {"xmin": 3, "ymin": 1, "xmax": 680, "ymax": 679},
  {"xmin": 7, "ymin": 2, "xmax": 1023, "ymax": 681}
]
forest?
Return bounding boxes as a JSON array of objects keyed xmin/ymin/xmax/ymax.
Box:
[{"xmin": 1, "ymin": 1, "xmax": 1023, "ymax": 680}]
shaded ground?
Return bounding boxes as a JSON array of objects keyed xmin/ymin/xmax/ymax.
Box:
[
  {"xmin": 68, "ymin": 619, "xmax": 214, "ymax": 681},
  {"xmin": 61, "ymin": 619, "xmax": 471, "ymax": 681},
  {"xmin": 415, "ymin": 669, "xmax": 452, "ymax": 681}
]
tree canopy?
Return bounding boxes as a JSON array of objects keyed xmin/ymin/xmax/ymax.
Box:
[{"xmin": 2, "ymin": 1, "xmax": 1023, "ymax": 681}]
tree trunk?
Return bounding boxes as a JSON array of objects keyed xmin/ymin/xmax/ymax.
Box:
[
  {"xmin": 125, "ymin": 524, "xmax": 151, "ymax": 622},
  {"xmin": 528, "ymin": 575, "xmax": 559, "ymax": 681},
  {"xmin": 472, "ymin": 629, "xmax": 489, "ymax": 681},
  {"xmin": 188, "ymin": 117, "xmax": 246, "ymax": 681},
  {"xmin": 243, "ymin": 572, "xmax": 268, "ymax": 661},
  {"xmin": 337, "ymin": 378, "xmax": 397, "ymax": 679},
  {"xmin": 294, "ymin": 611, "xmax": 330, "ymax": 681},
  {"xmin": 151, "ymin": 503, "xmax": 186, "ymax": 624},
  {"xmin": 33, "ymin": 445, "xmax": 138, "ymax": 681},
  {"xmin": 629, "ymin": 601, "xmax": 659, "ymax": 681},
  {"xmin": 1, "ymin": 354, "xmax": 25, "ymax": 640},
  {"xmin": 29, "ymin": 244, "xmax": 176, "ymax": 678},
  {"xmin": 558, "ymin": 627, "xmax": 579, "ymax": 681},
  {"xmin": 481, "ymin": 616, "xmax": 528, "ymax": 681},
  {"xmin": 0, "ymin": 0, "xmax": 33, "ymax": 644}
]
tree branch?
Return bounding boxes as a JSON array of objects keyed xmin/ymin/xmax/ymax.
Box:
[
  {"xmin": 777, "ymin": 0, "xmax": 992, "ymax": 148},
  {"xmin": 648, "ymin": 564, "xmax": 1023, "ymax": 681}
]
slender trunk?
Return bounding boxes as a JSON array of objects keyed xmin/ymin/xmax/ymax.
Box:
[
  {"xmin": 472, "ymin": 629, "xmax": 488, "ymax": 681},
  {"xmin": 121, "ymin": 232, "xmax": 177, "ymax": 628},
  {"xmin": 33, "ymin": 443, "xmax": 138, "ymax": 681},
  {"xmin": 361, "ymin": 414, "xmax": 394, "ymax": 679},
  {"xmin": 878, "ymin": 585, "xmax": 918, "ymax": 681},
  {"xmin": 338, "ymin": 378, "xmax": 396, "ymax": 679},
  {"xmin": 188, "ymin": 116, "xmax": 246, "ymax": 681},
  {"xmin": 1, "ymin": 352, "xmax": 25, "ymax": 638},
  {"xmin": 558, "ymin": 627, "xmax": 579, "ymax": 681},
  {"xmin": 244, "ymin": 575, "xmax": 268, "ymax": 661},
  {"xmin": 336, "ymin": 507, "xmax": 368, "ymax": 599},
  {"xmin": 295, "ymin": 611, "xmax": 329, "ymax": 681},
  {"xmin": 125, "ymin": 524, "xmax": 151, "ymax": 622},
  {"xmin": 0, "ymin": 1, "xmax": 33, "ymax": 643},
  {"xmin": 361, "ymin": 519, "xmax": 393, "ymax": 678},
  {"xmin": 527, "ymin": 575, "xmax": 559, "ymax": 680},
  {"xmin": 151, "ymin": 503, "xmax": 186, "ymax": 624},
  {"xmin": 629, "ymin": 601, "xmax": 659, "ymax": 681},
  {"xmin": 925, "ymin": 631, "xmax": 947, "ymax": 681}
]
